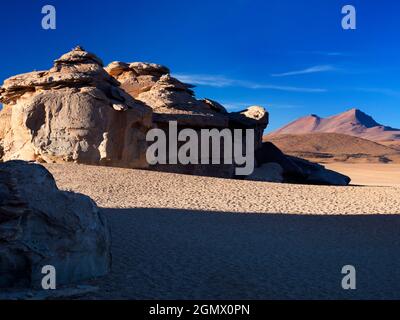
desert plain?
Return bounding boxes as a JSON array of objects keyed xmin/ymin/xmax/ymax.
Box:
[
  {"xmin": 41, "ymin": 162, "xmax": 400, "ymax": 300},
  {"xmin": 46, "ymin": 162, "xmax": 400, "ymax": 215},
  {"xmin": 1, "ymin": 47, "xmax": 399, "ymax": 300}
]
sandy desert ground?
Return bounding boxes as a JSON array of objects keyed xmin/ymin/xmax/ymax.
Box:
[
  {"xmin": 43, "ymin": 163, "xmax": 400, "ymax": 299},
  {"xmin": 45, "ymin": 163, "xmax": 400, "ymax": 215},
  {"xmin": 326, "ymin": 163, "xmax": 400, "ymax": 187}
]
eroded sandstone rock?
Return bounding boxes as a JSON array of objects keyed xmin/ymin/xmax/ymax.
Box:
[
  {"xmin": 0, "ymin": 47, "xmax": 152, "ymax": 168},
  {"xmin": 106, "ymin": 60, "xmax": 269, "ymax": 132},
  {"xmin": 0, "ymin": 48, "xmax": 271, "ymax": 178},
  {"xmin": 107, "ymin": 62, "xmax": 231, "ymax": 128},
  {"xmin": 106, "ymin": 60, "xmax": 269, "ymax": 177},
  {"xmin": 0, "ymin": 160, "xmax": 111, "ymax": 289}
]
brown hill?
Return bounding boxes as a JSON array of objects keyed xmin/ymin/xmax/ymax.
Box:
[
  {"xmin": 269, "ymin": 108, "xmax": 400, "ymax": 142},
  {"xmin": 379, "ymin": 140, "xmax": 400, "ymax": 151},
  {"xmin": 265, "ymin": 132, "xmax": 400, "ymax": 163}
]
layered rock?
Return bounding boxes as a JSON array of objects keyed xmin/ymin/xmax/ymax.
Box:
[
  {"xmin": 106, "ymin": 62, "xmax": 231, "ymax": 128},
  {"xmin": 106, "ymin": 60, "xmax": 268, "ymax": 132},
  {"xmin": 106, "ymin": 61, "xmax": 268, "ymax": 177},
  {"xmin": 0, "ymin": 160, "xmax": 111, "ymax": 289},
  {"xmin": 0, "ymin": 47, "xmax": 152, "ymax": 168}
]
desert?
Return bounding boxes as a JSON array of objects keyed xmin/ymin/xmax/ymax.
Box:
[
  {"xmin": 1, "ymin": 47, "xmax": 400, "ymax": 300},
  {"xmin": 41, "ymin": 145, "xmax": 400, "ymax": 300},
  {"xmin": 22, "ymin": 162, "xmax": 396, "ymax": 300},
  {"xmin": 45, "ymin": 163, "xmax": 400, "ymax": 215},
  {"xmin": 326, "ymin": 163, "xmax": 400, "ymax": 186}
]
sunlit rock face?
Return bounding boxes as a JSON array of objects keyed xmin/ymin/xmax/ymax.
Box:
[{"xmin": 0, "ymin": 47, "xmax": 152, "ymax": 168}]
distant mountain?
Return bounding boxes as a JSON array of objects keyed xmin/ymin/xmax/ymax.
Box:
[
  {"xmin": 266, "ymin": 132, "xmax": 400, "ymax": 163},
  {"xmin": 269, "ymin": 108, "xmax": 400, "ymax": 142}
]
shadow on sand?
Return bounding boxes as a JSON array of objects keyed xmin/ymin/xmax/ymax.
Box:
[{"xmin": 89, "ymin": 208, "xmax": 400, "ymax": 300}]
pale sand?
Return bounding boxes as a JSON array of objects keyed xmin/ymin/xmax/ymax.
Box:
[
  {"xmin": 42, "ymin": 164, "xmax": 400, "ymax": 299},
  {"xmin": 45, "ymin": 163, "xmax": 400, "ymax": 215},
  {"xmin": 326, "ymin": 163, "xmax": 400, "ymax": 187}
]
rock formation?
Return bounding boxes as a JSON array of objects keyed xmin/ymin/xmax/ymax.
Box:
[
  {"xmin": 106, "ymin": 61, "xmax": 268, "ymax": 130},
  {"xmin": 0, "ymin": 47, "xmax": 152, "ymax": 168},
  {"xmin": 255, "ymin": 142, "xmax": 351, "ymax": 186},
  {"xmin": 105, "ymin": 61, "xmax": 268, "ymax": 177},
  {"xmin": 287, "ymin": 156, "xmax": 351, "ymax": 186},
  {"xmin": 0, "ymin": 49, "xmax": 268, "ymax": 178},
  {"xmin": 105, "ymin": 61, "xmax": 230, "ymax": 128},
  {"xmin": 229, "ymin": 106, "xmax": 269, "ymax": 151},
  {"xmin": 0, "ymin": 160, "xmax": 111, "ymax": 289},
  {"xmin": 246, "ymin": 162, "xmax": 284, "ymax": 183},
  {"xmin": 0, "ymin": 46, "xmax": 349, "ymax": 185}
]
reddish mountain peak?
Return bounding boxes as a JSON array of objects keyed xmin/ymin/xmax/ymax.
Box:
[
  {"xmin": 269, "ymin": 108, "xmax": 400, "ymax": 141},
  {"xmin": 332, "ymin": 108, "xmax": 380, "ymax": 128}
]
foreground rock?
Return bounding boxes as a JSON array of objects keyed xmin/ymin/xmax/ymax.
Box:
[
  {"xmin": 0, "ymin": 46, "xmax": 152, "ymax": 167},
  {"xmin": 0, "ymin": 160, "xmax": 111, "ymax": 289}
]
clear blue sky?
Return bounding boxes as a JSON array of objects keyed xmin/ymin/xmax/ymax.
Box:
[{"xmin": 1, "ymin": 0, "xmax": 399, "ymax": 131}]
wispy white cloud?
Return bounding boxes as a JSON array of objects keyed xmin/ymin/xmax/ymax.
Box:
[
  {"xmin": 320, "ymin": 52, "xmax": 346, "ymax": 56},
  {"xmin": 173, "ymin": 74, "xmax": 235, "ymax": 88},
  {"xmin": 295, "ymin": 51, "xmax": 351, "ymax": 57},
  {"xmin": 221, "ymin": 101, "xmax": 303, "ymax": 111},
  {"xmin": 357, "ymin": 87, "xmax": 400, "ymax": 97},
  {"xmin": 269, "ymin": 103, "xmax": 303, "ymax": 109},
  {"xmin": 271, "ymin": 65, "xmax": 337, "ymax": 77},
  {"xmin": 173, "ymin": 73, "xmax": 327, "ymax": 93}
]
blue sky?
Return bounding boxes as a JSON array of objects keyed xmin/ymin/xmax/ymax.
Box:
[{"xmin": 1, "ymin": 0, "xmax": 399, "ymax": 131}]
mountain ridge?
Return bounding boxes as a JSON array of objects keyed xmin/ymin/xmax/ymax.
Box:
[
  {"xmin": 266, "ymin": 132, "xmax": 400, "ymax": 164},
  {"xmin": 269, "ymin": 108, "xmax": 400, "ymax": 142}
]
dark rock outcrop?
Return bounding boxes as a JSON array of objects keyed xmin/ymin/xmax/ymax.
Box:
[
  {"xmin": 288, "ymin": 156, "xmax": 351, "ymax": 186},
  {"xmin": 256, "ymin": 142, "xmax": 351, "ymax": 186},
  {"xmin": 255, "ymin": 142, "xmax": 305, "ymax": 182}
]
